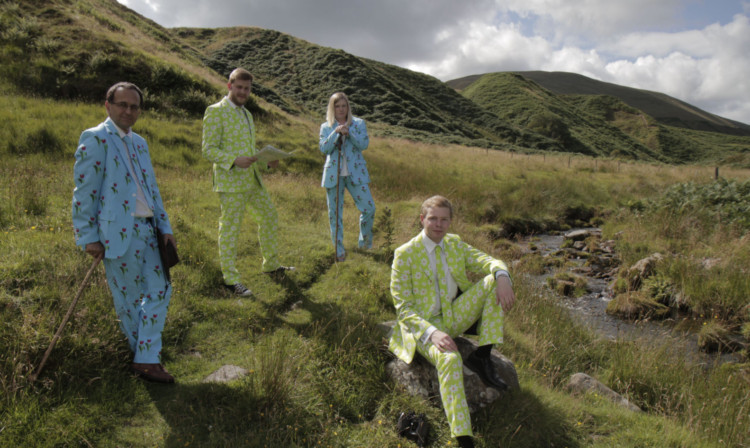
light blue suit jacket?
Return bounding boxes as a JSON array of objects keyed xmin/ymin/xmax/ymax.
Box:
[
  {"xmin": 319, "ymin": 116, "xmax": 370, "ymax": 188},
  {"xmin": 72, "ymin": 118, "xmax": 172, "ymax": 259}
]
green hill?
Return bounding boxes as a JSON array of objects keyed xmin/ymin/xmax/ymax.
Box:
[
  {"xmin": 449, "ymin": 71, "xmax": 750, "ymax": 136},
  {"xmin": 174, "ymin": 27, "xmax": 560, "ymax": 151},
  {"xmin": 1, "ymin": 0, "xmax": 750, "ymax": 447},
  {"xmin": 451, "ymin": 72, "xmax": 750, "ymax": 164},
  {"xmin": 3, "ymin": 1, "xmax": 749, "ymax": 164}
]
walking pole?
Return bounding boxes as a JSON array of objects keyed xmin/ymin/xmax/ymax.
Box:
[
  {"xmin": 30, "ymin": 256, "xmax": 102, "ymax": 383},
  {"xmin": 334, "ymin": 136, "xmax": 343, "ymax": 262}
]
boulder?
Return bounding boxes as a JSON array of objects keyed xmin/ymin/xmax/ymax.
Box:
[
  {"xmin": 203, "ymin": 364, "xmax": 249, "ymax": 383},
  {"xmin": 566, "ymin": 372, "xmax": 641, "ymax": 412},
  {"xmin": 564, "ymin": 229, "xmax": 601, "ymax": 242},
  {"xmin": 625, "ymin": 253, "xmax": 663, "ymax": 289},
  {"xmin": 380, "ymin": 321, "xmax": 519, "ymax": 412}
]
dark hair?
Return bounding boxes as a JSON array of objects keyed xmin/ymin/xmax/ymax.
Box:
[
  {"xmin": 229, "ymin": 67, "xmax": 254, "ymax": 84},
  {"xmin": 106, "ymin": 82, "xmax": 144, "ymax": 106}
]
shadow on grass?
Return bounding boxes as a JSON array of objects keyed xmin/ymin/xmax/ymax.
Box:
[
  {"xmin": 476, "ymin": 386, "xmax": 581, "ymax": 447},
  {"xmin": 145, "ymin": 380, "xmax": 315, "ymax": 447}
]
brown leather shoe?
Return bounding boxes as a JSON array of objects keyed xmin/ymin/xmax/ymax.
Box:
[{"xmin": 131, "ymin": 363, "xmax": 175, "ymax": 383}]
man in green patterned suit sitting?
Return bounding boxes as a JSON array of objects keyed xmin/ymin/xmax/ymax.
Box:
[{"xmin": 388, "ymin": 195, "xmax": 516, "ymax": 448}]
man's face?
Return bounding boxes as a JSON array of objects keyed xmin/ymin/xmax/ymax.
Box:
[
  {"xmin": 228, "ymin": 78, "xmax": 252, "ymax": 106},
  {"xmin": 420, "ymin": 206, "xmax": 452, "ymax": 243},
  {"xmin": 105, "ymin": 87, "xmax": 141, "ymax": 131}
]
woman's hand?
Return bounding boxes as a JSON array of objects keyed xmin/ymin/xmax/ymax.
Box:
[{"xmin": 335, "ymin": 124, "xmax": 349, "ymax": 136}]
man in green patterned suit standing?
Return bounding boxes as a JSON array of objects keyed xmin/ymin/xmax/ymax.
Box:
[{"xmin": 202, "ymin": 68, "xmax": 293, "ymax": 296}]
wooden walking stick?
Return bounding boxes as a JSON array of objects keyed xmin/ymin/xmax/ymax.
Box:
[
  {"xmin": 30, "ymin": 256, "xmax": 102, "ymax": 383},
  {"xmin": 334, "ymin": 136, "xmax": 343, "ymax": 262}
]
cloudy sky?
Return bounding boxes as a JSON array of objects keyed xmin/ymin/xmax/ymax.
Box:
[{"xmin": 119, "ymin": 0, "xmax": 750, "ymax": 125}]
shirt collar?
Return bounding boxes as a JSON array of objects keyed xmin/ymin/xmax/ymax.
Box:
[
  {"xmin": 110, "ymin": 120, "xmax": 131, "ymax": 139},
  {"xmin": 226, "ymin": 96, "xmax": 241, "ymax": 109},
  {"xmin": 420, "ymin": 229, "xmax": 444, "ymax": 254}
]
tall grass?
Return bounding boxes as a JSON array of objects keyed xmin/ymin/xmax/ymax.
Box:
[{"xmin": 1, "ymin": 93, "xmax": 749, "ymax": 447}]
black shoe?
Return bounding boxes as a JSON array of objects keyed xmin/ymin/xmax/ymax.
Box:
[
  {"xmin": 397, "ymin": 411, "xmax": 429, "ymax": 447},
  {"xmin": 224, "ymin": 283, "xmax": 253, "ymax": 296},
  {"xmin": 457, "ymin": 435, "xmax": 475, "ymax": 448},
  {"xmin": 464, "ymin": 351, "xmax": 509, "ymax": 391},
  {"xmin": 264, "ymin": 266, "xmax": 295, "ymax": 275}
]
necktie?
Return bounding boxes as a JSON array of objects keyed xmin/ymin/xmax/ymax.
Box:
[
  {"xmin": 435, "ymin": 246, "xmax": 453, "ymax": 329},
  {"xmin": 122, "ymin": 135, "xmax": 154, "ymax": 210},
  {"xmin": 240, "ymin": 108, "xmax": 263, "ymax": 187}
]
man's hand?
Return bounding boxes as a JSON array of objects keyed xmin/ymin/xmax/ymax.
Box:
[
  {"xmin": 162, "ymin": 233, "xmax": 176, "ymax": 248},
  {"xmin": 85, "ymin": 242, "xmax": 105, "ymax": 260},
  {"xmin": 233, "ymin": 155, "xmax": 258, "ymax": 169},
  {"xmin": 495, "ymin": 276, "xmax": 515, "ymax": 312},
  {"xmin": 430, "ymin": 330, "xmax": 458, "ymax": 353}
]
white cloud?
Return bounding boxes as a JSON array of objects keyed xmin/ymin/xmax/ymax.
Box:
[{"xmin": 117, "ymin": 0, "xmax": 750, "ymax": 124}]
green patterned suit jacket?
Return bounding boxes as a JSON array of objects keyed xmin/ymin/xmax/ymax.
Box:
[{"xmin": 202, "ymin": 97, "xmax": 266, "ymax": 192}]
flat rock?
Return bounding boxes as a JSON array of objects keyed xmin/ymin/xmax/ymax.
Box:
[
  {"xmin": 380, "ymin": 321, "xmax": 519, "ymax": 412},
  {"xmin": 203, "ymin": 364, "xmax": 249, "ymax": 383},
  {"xmin": 566, "ymin": 372, "xmax": 641, "ymax": 412}
]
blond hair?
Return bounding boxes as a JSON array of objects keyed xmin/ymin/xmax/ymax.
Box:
[
  {"xmin": 228, "ymin": 67, "xmax": 254, "ymax": 84},
  {"xmin": 326, "ymin": 92, "xmax": 352, "ymax": 127},
  {"xmin": 420, "ymin": 195, "xmax": 453, "ymax": 219}
]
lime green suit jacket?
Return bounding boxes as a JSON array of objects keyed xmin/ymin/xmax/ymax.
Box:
[
  {"xmin": 388, "ymin": 232, "xmax": 509, "ymax": 364},
  {"xmin": 202, "ymin": 97, "xmax": 266, "ymax": 193}
]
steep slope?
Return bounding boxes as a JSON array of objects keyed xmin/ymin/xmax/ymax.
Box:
[
  {"xmin": 451, "ymin": 71, "xmax": 750, "ymax": 136},
  {"xmin": 455, "ymin": 72, "xmax": 750, "ymax": 163},
  {"xmin": 460, "ymin": 72, "xmax": 665, "ymax": 160},
  {"xmin": 0, "ymin": 0, "xmax": 227, "ymax": 116},
  {"xmin": 174, "ymin": 27, "xmax": 561, "ymax": 151}
]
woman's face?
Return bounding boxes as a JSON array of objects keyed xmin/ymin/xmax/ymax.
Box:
[{"xmin": 334, "ymin": 99, "xmax": 348, "ymax": 122}]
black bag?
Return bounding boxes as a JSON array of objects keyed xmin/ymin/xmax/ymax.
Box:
[
  {"xmin": 397, "ymin": 411, "xmax": 429, "ymax": 447},
  {"xmin": 155, "ymin": 226, "xmax": 179, "ymax": 282}
]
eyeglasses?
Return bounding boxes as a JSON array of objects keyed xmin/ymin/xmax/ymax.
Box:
[{"xmin": 111, "ymin": 102, "xmax": 141, "ymax": 112}]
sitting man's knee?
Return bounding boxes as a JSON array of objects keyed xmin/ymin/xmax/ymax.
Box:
[{"xmin": 436, "ymin": 350, "xmax": 463, "ymax": 370}]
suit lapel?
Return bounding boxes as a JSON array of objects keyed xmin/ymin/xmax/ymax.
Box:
[
  {"xmin": 105, "ymin": 119, "xmax": 155, "ymax": 210},
  {"xmin": 413, "ymin": 233, "xmax": 434, "ymax": 280}
]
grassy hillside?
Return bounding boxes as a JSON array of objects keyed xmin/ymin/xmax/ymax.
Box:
[
  {"xmin": 0, "ymin": 0, "xmax": 230, "ymax": 117},
  {"xmin": 174, "ymin": 27, "xmax": 562, "ymax": 152},
  {"xmin": 1, "ymin": 1, "xmax": 750, "ymax": 446},
  {"xmin": 515, "ymin": 71, "xmax": 750, "ymax": 135},
  {"xmin": 456, "ymin": 72, "xmax": 750, "ymax": 165},
  {"xmin": 450, "ymin": 71, "xmax": 750, "ymax": 136},
  {"xmin": 460, "ymin": 72, "xmax": 663, "ymax": 161},
  {"xmin": 1, "ymin": 91, "xmax": 749, "ymax": 447},
  {"xmin": 3, "ymin": 0, "xmax": 747, "ymax": 164}
]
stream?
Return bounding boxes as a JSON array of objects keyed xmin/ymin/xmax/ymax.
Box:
[{"xmin": 518, "ymin": 229, "xmax": 742, "ymax": 366}]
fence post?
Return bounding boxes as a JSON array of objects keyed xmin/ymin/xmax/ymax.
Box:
[{"xmin": 714, "ymin": 167, "xmax": 719, "ymax": 179}]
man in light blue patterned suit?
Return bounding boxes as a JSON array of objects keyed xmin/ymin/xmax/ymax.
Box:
[{"xmin": 72, "ymin": 82, "xmax": 176, "ymax": 383}]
